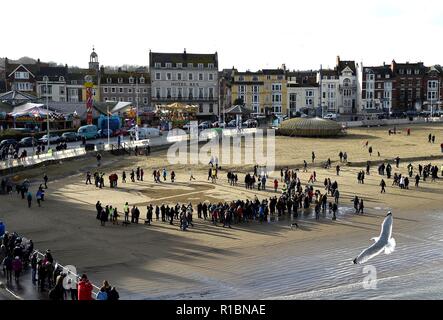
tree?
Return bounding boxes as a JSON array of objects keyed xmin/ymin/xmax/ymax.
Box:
[{"xmin": 233, "ymin": 98, "xmax": 244, "ymax": 106}]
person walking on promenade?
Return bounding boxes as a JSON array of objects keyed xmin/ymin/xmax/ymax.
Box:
[
  {"xmin": 336, "ymin": 165, "xmax": 340, "ymax": 176},
  {"xmin": 43, "ymin": 174, "xmax": 48, "ymax": 189},
  {"xmin": 380, "ymin": 179, "xmax": 386, "ymax": 193},
  {"xmin": 27, "ymin": 191, "xmax": 32, "ymax": 208},
  {"xmin": 86, "ymin": 171, "xmax": 92, "ymax": 184},
  {"xmin": 312, "ymin": 151, "xmax": 316, "ymax": 163},
  {"xmin": 12, "ymin": 256, "xmax": 23, "ymax": 282},
  {"xmin": 122, "ymin": 171, "xmax": 126, "ymax": 183}
]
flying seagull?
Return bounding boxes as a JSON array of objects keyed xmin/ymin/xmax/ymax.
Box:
[{"xmin": 353, "ymin": 211, "xmax": 396, "ymax": 264}]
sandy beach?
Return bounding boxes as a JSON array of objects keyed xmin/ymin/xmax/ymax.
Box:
[{"xmin": 1, "ymin": 122, "xmax": 443, "ymax": 299}]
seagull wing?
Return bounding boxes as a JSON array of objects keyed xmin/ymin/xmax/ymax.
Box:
[{"xmin": 354, "ymin": 241, "xmax": 385, "ymax": 264}]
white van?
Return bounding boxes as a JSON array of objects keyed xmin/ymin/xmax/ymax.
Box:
[
  {"xmin": 323, "ymin": 113, "xmax": 337, "ymax": 120},
  {"xmin": 128, "ymin": 127, "xmax": 160, "ymax": 139}
]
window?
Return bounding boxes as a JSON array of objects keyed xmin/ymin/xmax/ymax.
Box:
[
  {"xmin": 140, "ymin": 77, "xmax": 145, "ymax": 84},
  {"xmin": 306, "ymin": 90, "xmax": 314, "ymax": 97},
  {"xmin": 253, "ymin": 95, "xmax": 259, "ymax": 103},
  {"xmin": 188, "ymin": 73, "xmax": 193, "ymax": 81},
  {"xmin": 377, "ymin": 83, "xmax": 382, "ymax": 89},
  {"xmin": 177, "ymin": 73, "xmax": 182, "ymax": 80},
  {"xmin": 198, "ymin": 63, "xmax": 204, "ymax": 69},
  {"xmin": 209, "ymin": 103, "xmax": 213, "ymax": 113},
  {"xmin": 155, "ymin": 73, "xmax": 161, "ymax": 80},
  {"xmin": 289, "ymin": 93, "xmax": 297, "ymax": 110},
  {"xmin": 407, "ymin": 69, "xmax": 412, "ymax": 75},
  {"xmin": 15, "ymin": 71, "xmax": 29, "ymax": 79},
  {"xmin": 119, "ymin": 87, "xmax": 123, "ymax": 93},
  {"xmin": 272, "ymin": 93, "xmax": 282, "ymax": 103},
  {"xmin": 209, "ymin": 73, "xmax": 214, "ymax": 81},
  {"xmin": 415, "ymin": 69, "xmax": 420, "ymax": 75},
  {"xmin": 273, "ymin": 106, "xmax": 282, "ymax": 113},
  {"xmin": 129, "ymin": 77, "xmax": 134, "ymax": 84},
  {"xmin": 272, "ymin": 84, "xmax": 282, "ymax": 91},
  {"xmin": 399, "ymin": 69, "xmax": 404, "ymax": 75},
  {"xmin": 59, "ymin": 76, "xmax": 64, "ymax": 82},
  {"xmin": 156, "ymin": 88, "xmax": 161, "ymax": 99},
  {"xmin": 306, "ymin": 98, "xmax": 313, "ymax": 106},
  {"xmin": 155, "ymin": 63, "xmax": 161, "ymax": 68},
  {"xmin": 199, "ymin": 88, "xmax": 204, "ymax": 99},
  {"xmin": 128, "ymin": 88, "xmax": 133, "ymax": 94},
  {"xmin": 377, "ymin": 74, "xmax": 381, "ymax": 79},
  {"xmin": 166, "ymin": 63, "xmax": 172, "ymax": 68},
  {"xmin": 104, "ymin": 87, "xmax": 108, "ymax": 93},
  {"xmin": 208, "ymin": 63, "xmax": 214, "ymax": 69},
  {"xmin": 128, "ymin": 97, "xmax": 133, "ymax": 102},
  {"xmin": 176, "ymin": 63, "xmax": 182, "ymax": 68},
  {"xmin": 17, "ymin": 82, "xmax": 32, "ymax": 91},
  {"xmin": 167, "ymin": 88, "xmax": 171, "ymax": 99},
  {"xmin": 188, "ymin": 88, "xmax": 194, "ymax": 99},
  {"xmin": 178, "ymin": 88, "xmax": 183, "ymax": 99},
  {"xmin": 59, "ymin": 87, "xmax": 65, "ymax": 95},
  {"xmin": 239, "ymin": 75, "xmax": 244, "ymax": 81},
  {"xmin": 118, "ymin": 78, "xmax": 123, "ymax": 83},
  {"xmin": 209, "ymin": 87, "xmax": 214, "ymax": 99},
  {"xmin": 143, "ymin": 88, "xmax": 148, "ymax": 93},
  {"xmin": 199, "ymin": 73, "xmax": 203, "ymax": 81},
  {"xmin": 111, "ymin": 87, "xmax": 116, "ymax": 93},
  {"xmin": 428, "ymin": 80, "xmax": 438, "ymax": 89},
  {"xmin": 252, "ymin": 85, "xmax": 259, "ymax": 93},
  {"xmin": 199, "ymin": 104, "xmax": 203, "ymax": 113},
  {"xmin": 167, "ymin": 73, "xmax": 172, "ymax": 80},
  {"xmin": 143, "ymin": 97, "xmax": 148, "ymax": 104},
  {"xmin": 385, "ymin": 74, "xmax": 390, "ymax": 79},
  {"xmin": 252, "ymin": 76, "xmax": 259, "ymax": 81},
  {"xmin": 267, "ymin": 75, "xmax": 271, "ymax": 80},
  {"xmin": 107, "ymin": 78, "xmax": 112, "ymax": 84},
  {"xmin": 239, "ymin": 85, "xmax": 246, "ymax": 93},
  {"xmin": 119, "ymin": 97, "xmax": 124, "ymax": 102},
  {"xmin": 71, "ymin": 80, "xmax": 78, "ymax": 85},
  {"xmin": 277, "ymin": 75, "xmax": 283, "ymax": 80},
  {"xmin": 187, "ymin": 63, "xmax": 193, "ymax": 68}
]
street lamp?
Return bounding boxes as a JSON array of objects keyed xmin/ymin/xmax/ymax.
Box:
[{"xmin": 45, "ymin": 77, "xmax": 50, "ymax": 150}]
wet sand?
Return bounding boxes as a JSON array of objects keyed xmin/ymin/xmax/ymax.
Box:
[{"xmin": 1, "ymin": 122, "xmax": 443, "ymax": 299}]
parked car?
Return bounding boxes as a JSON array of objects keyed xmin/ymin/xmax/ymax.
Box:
[
  {"xmin": 243, "ymin": 119, "xmax": 258, "ymax": 127},
  {"xmin": 38, "ymin": 134, "xmax": 61, "ymax": 145},
  {"xmin": 77, "ymin": 124, "xmax": 99, "ymax": 140},
  {"xmin": 127, "ymin": 127, "xmax": 160, "ymax": 139},
  {"xmin": 60, "ymin": 132, "xmax": 79, "ymax": 142},
  {"xmin": 323, "ymin": 113, "xmax": 337, "ymax": 120},
  {"xmin": 97, "ymin": 129, "xmax": 113, "ymax": 138},
  {"xmin": 18, "ymin": 137, "xmax": 39, "ymax": 148},
  {"xmin": 0, "ymin": 139, "xmax": 18, "ymax": 149},
  {"xmin": 10, "ymin": 128, "xmax": 35, "ymax": 134},
  {"xmin": 212, "ymin": 121, "xmax": 226, "ymax": 128},
  {"xmin": 198, "ymin": 121, "xmax": 212, "ymax": 130},
  {"xmin": 227, "ymin": 120, "xmax": 237, "ymax": 127}
]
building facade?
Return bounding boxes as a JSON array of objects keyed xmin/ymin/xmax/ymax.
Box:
[
  {"xmin": 149, "ymin": 50, "xmax": 219, "ymax": 119},
  {"xmin": 231, "ymin": 67, "xmax": 287, "ymax": 116},
  {"xmin": 319, "ymin": 57, "xmax": 359, "ymax": 115},
  {"xmin": 100, "ymin": 69, "xmax": 150, "ymax": 111},
  {"xmin": 287, "ymin": 71, "xmax": 319, "ymax": 116},
  {"xmin": 361, "ymin": 65, "xmax": 395, "ymax": 113}
]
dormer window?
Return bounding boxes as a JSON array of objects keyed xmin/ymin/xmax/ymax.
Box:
[
  {"xmin": 187, "ymin": 63, "xmax": 193, "ymax": 68},
  {"xmin": 155, "ymin": 63, "xmax": 161, "ymax": 68},
  {"xmin": 107, "ymin": 78, "xmax": 112, "ymax": 84},
  {"xmin": 239, "ymin": 76, "xmax": 244, "ymax": 81},
  {"xmin": 407, "ymin": 69, "xmax": 412, "ymax": 75},
  {"xmin": 118, "ymin": 78, "xmax": 123, "ymax": 84},
  {"xmin": 399, "ymin": 69, "xmax": 404, "ymax": 75},
  {"xmin": 59, "ymin": 76, "xmax": 65, "ymax": 82},
  {"xmin": 414, "ymin": 69, "xmax": 420, "ymax": 75},
  {"xmin": 71, "ymin": 80, "xmax": 77, "ymax": 85},
  {"xmin": 43, "ymin": 75, "xmax": 49, "ymax": 82},
  {"xmin": 129, "ymin": 77, "xmax": 134, "ymax": 84},
  {"xmin": 198, "ymin": 63, "xmax": 204, "ymax": 69},
  {"xmin": 15, "ymin": 71, "xmax": 29, "ymax": 79},
  {"xmin": 166, "ymin": 63, "xmax": 172, "ymax": 68},
  {"xmin": 208, "ymin": 63, "xmax": 214, "ymax": 69},
  {"xmin": 140, "ymin": 77, "xmax": 145, "ymax": 84},
  {"xmin": 176, "ymin": 63, "xmax": 183, "ymax": 68},
  {"xmin": 252, "ymin": 76, "xmax": 258, "ymax": 81}
]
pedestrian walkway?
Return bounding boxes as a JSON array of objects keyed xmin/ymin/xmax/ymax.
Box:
[{"xmin": 1, "ymin": 267, "xmax": 48, "ymax": 300}]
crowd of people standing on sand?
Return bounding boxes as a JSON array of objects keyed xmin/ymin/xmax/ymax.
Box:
[
  {"xmin": 1, "ymin": 174, "xmax": 49, "ymax": 208},
  {"xmin": 1, "ymin": 228, "xmax": 119, "ymax": 300}
]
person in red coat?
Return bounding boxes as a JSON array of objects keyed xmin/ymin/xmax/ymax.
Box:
[{"xmin": 78, "ymin": 274, "xmax": 93, "ymax": 300}]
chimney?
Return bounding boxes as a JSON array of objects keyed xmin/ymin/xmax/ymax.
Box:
[
  {"xmin": 336, "ymin": 55, "xmax": 340, "ymax": 66},
  {"xmin": 391, "ymin": 60, "xmax": 396, "ymax": 73},
  {"xmin": 184, "ymin": 48, "xmax": 187, "ymax": 54}
]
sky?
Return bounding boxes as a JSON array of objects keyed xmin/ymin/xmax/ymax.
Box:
[{"xmin": 2, "ymin": 0, "xmax": 443, "ymax": 71}]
